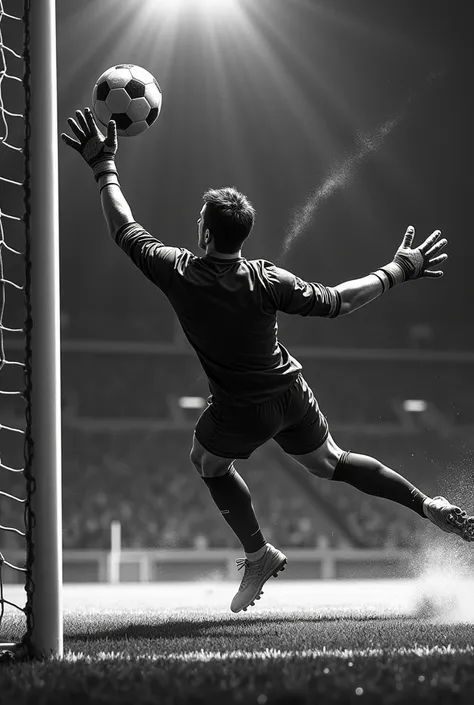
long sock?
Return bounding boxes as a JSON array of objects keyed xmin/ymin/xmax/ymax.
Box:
[
  {"xmin": 202, "ymin": 464, "xmax": 267, "ymax": 553},
  {"xmin": 332, "ymin": 451, "xmax": 428, "ymax": 517}
]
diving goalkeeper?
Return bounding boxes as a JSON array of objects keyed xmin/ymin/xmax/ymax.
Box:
[{"xmin": 62, "ymin": 110, "xmax": 474, "ymax": 614}]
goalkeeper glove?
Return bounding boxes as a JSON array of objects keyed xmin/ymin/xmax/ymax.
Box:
[
  {"xmin": 373, "ymin": 225, "xmax": 448, "ymax": 291},
  {"xmin": 61, "ymin": 107, "xmax": 118, "ymax": 182}
]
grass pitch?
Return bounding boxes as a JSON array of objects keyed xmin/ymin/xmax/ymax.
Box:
[{"xmin": 1, "ymin": 580, "xmax": 474, "ymax": 704}]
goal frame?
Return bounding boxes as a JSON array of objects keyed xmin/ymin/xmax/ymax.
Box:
[
  {"xmin": 0, "ymin": 0, "xmax": 63, "ymax": 659},
  {"xmin": 27, "ymin": 0, "xmax": 63, "ymax": 658}
]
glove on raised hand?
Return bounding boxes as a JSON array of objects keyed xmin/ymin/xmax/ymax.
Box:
[
  {"xmin": 373, "ymin": 226, "xmax": 448, "ymax": 291},
  {"xmin": 61, "ymin": 107, "xmax": 118, "ymax": 182}
]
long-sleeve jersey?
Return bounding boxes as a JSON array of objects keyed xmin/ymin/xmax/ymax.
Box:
[{"xmin": 114, "ymin": 222, "xmax": 341, "ymax": 406}]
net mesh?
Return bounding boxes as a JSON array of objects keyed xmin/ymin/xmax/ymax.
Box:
[{"xmin": 0, "ymin": 0, "xmax": 35, "ymax": 660}]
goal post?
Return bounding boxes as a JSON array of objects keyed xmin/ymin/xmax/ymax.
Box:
[
  {"xmin": 27, "ymin": 0, "xmax": 63, "ymax": 658},
  {"xmin": 0, "ymin": 0, "xmax": 62, "ymax": 659}
]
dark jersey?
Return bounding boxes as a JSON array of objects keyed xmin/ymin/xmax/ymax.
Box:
[{"xmin": 115, "ymin": 222, "xmax": 341, "ymax": 406}]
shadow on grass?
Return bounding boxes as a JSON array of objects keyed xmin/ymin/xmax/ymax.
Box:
[{"xmin": 66, "ymin": 612, "xmax": 415, "ymax": 642}]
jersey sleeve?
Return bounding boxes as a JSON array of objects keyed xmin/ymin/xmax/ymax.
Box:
[
  {"xmin": 114, "ymin": 221, "xmax": 192, "ymax": 293},
  {"xmin": 266, "ymin": 264, "xmax": 341, "ymax": 318}
]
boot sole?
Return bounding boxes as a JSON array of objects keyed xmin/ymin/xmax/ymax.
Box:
[{"xmin": 447, "ymin": 513, "xmax": 474, "ymax": 541}]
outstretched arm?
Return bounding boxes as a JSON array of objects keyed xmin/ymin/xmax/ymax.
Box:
[
  {"xmin": 335, "ymin": 225, "xmax": 448, "ymax": 315},
  {"xmin": 335, "ymin": 273, "xmax": 385, "ymax": 316},
  {"xmin": 61, "ymin": 107, "xmax": 134, "ymax": 239},
  {"xmin": 98, "ymin": 181, "xmax": 134, "ymax": 240},
  {"xmin": 62, "ymin": 108, "xmax": 183, "ymax": 294}
]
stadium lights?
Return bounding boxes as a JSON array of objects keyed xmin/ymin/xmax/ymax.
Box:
[
  {"xmin": 179, "ymin": 396, "xmax": 206, "ymax": 409},
  {"xmin": 403, "ymin": 400, "xmax": 428, "ymax": 413}
]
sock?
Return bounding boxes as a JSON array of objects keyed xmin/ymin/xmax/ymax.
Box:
[
  {"xmin": 332, "ymin": 451, "xmax": 428, "ymax": 517},
  {"xmin": 245, "ymin": 544, "xmax": 268, "ymax": 562},
  {"xmin": 202, "ymin": 464, "xmax": 267, "ymax": 553}
]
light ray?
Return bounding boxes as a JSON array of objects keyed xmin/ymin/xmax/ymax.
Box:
[{"xmin": 138, "ymin": 0, "xmax": 243, "ymax": 18}]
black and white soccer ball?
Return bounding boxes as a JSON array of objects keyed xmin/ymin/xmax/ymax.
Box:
[{"xmin": 92, "ymin": 64, "xmax": 162, "ymax": 137}]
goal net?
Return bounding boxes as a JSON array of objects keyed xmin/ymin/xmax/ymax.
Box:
[{"xmin": 0, "ymin": 0, "xmax": 62, "ymax": 660}]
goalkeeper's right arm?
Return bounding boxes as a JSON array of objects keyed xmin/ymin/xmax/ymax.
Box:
[
  {"xmin": 99, "ymin": 179, "xmax": 134, "ymax": 241},
  {"xmin": 334, "ymin": 225, "xmax": 448, "ymax": 315}
]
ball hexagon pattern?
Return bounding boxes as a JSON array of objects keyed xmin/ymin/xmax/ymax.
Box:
[
  {"xmin": 106, "ymin": 88, "xmax": 131, "ymax": 114},
  {"xmin": 92, "ymin": 64, "xmax": 162, "ymax": 137}
]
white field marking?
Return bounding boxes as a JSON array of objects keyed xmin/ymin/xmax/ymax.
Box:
[
  {"xmin": 62, "ymin": 645, "xmax": 474, "ymax": 663},
  {"xmin": 3, "ymin": 579, "xmax": 474, "ymax": 620},
  {"xmin": 1, "ymin": 579, "xmax": 417, "ymax": 613}
]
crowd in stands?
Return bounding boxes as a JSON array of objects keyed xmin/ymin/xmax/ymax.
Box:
[
  {"xmin": 2, "ymin": 352, "xmax": 474, "ymax": 553},
  {"xmin": 2, "ymin": 424, "xmax": 471, "ymax": 553},
  {"xmin": 51, "ymin": 427, "xmax": 474, "ymax": 550}
]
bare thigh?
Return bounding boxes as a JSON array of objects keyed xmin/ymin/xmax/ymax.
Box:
[
  {"xmin": 289, "ymin": 432, "xmax": 345, "ymax": 479},
  {"xmin": 190, "ymin": 433, "xmax": 236, "ymax": 478}
]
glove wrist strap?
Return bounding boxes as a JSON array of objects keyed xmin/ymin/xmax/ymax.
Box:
[
  {"xmin": 371, "ymin": 271, "xmax": 390, "ymax": 293},
  {"xmin": 92, "ymin": 158, "xmax": 117, "ymax": 182},
  {"xmin": 373, "ymin": 262, "xmax": 405, "ymax": 289},
  {"xmin": 98, "ymin": 172, "xmax": 120, "ymax": 193}
]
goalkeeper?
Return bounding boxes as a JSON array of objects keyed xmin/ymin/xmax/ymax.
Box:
[{"xmin": 62, "ymin": 109, "xmax": 474, "ymax": 614}]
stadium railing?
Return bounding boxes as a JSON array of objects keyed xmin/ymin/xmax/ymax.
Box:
[{"xmin": 2, "ymin": 545, "xmax": 415, "ymax": 584}]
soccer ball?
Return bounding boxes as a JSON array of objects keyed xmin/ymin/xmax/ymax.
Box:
[{"xmin": 92, "ymin": 64, "xmax": 162, "ymax": 137}]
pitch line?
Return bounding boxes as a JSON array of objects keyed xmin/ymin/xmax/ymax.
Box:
[{"xmin": 64, "ymin": 645, "xmax": 474, "ymax": 662}]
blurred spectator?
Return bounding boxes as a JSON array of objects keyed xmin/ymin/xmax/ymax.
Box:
[{"xmin": 2, "ymin": 354, "xmax": 473, "ymax": 552}]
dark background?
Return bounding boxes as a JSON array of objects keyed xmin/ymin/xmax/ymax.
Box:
[
  {"xmin": 1, "ymin": 0, "xmax": 474, "ymax": 553},
  {"xmin": 50, "ymin": 0, "xmax": 473, "ymax": 346}
]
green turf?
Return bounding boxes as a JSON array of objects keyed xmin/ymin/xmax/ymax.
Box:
[{"xmin": 1, "ymin": 609, "xmax": 474, "ymax": 704}]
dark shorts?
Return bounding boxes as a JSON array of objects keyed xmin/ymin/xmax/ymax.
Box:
[{"xmin": 194, "ymin": 373, "xmax": 329, "ymax": 460}]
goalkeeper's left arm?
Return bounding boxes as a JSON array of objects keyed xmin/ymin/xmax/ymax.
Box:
[
  {"xmin": 334, "ymin": 225, "xmax": 448, "ymax": 315},
  {"xmin": 61, "ymin": 107, "xmax": 134, "ymax": 239}
]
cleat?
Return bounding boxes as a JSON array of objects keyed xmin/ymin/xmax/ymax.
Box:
[
  {"xmin": 424, "ymin": 496, "xmax": 474, "ymax": 541},
  {"xmin": 447, "ymin": 511, "xmax": 474, "ymax": 541},
  {"xmin": 230, "ymin": 543, "xmax": 287, "ymax": 613}
]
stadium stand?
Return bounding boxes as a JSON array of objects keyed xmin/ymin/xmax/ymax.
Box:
[
  {"xmin": 60, "ymin": 351, "xmax": 474, "ymax": 425},
  {"xmin": 2, "ymin": 352, "xmax": 473, "ymax": 551}
]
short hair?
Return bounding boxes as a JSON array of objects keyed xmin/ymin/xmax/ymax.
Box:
[{"xmin": 202, "ymin": 187, "xmax": 256, "ymax": 254}]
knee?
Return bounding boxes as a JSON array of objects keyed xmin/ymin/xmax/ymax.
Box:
[
  {"xmin": 293, "ymin": 436, "xmax": 345, "ymax": 480},
  {"xmin": 306, "ymin": 456, "xmax": 338, "ymax": 480},
  {"xmin": 190, "ymin": 447, "xmax": 201, "ymax": 471},
  {"xmin": 190, "ymin": 448, "xmax": 206, "ymax": 475},
  {"xmin": 189, "ymin": 447, "xmax": 232, "ymax": 478}
]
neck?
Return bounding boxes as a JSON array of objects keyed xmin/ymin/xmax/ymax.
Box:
[{"xmin": 206, "ymin": 248, "xmax": 241, "ymax": 260}]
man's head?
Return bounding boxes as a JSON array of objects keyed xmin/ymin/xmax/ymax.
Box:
[{"xmin": 197, "ymin": 187, "xmax": 256, "ymax": 256}]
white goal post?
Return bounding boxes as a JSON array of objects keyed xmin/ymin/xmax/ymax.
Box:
[
  {"xmin": 0, "ymin": 0, "xmax": 62, "ymax": 659},
  {"xmin": 27, "ymin": 0, "xmax": 63, "ymax": 658}
]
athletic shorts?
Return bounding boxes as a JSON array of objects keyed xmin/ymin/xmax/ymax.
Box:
[{"xmin": 194, "ymin": 373, "xmax": 329, "ymax": 460}]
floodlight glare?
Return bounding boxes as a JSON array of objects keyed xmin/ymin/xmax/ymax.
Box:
[
  {"xmin": 403, "ymin": 400, "xmax": 428, "ymax": 413},
  {"xmin": 179, "ymin": 397, "xmax": 206, "ymax": 409},
  {"xmin": 146, "ymin": 0, "xmax": 241, "ymax": 13}
]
